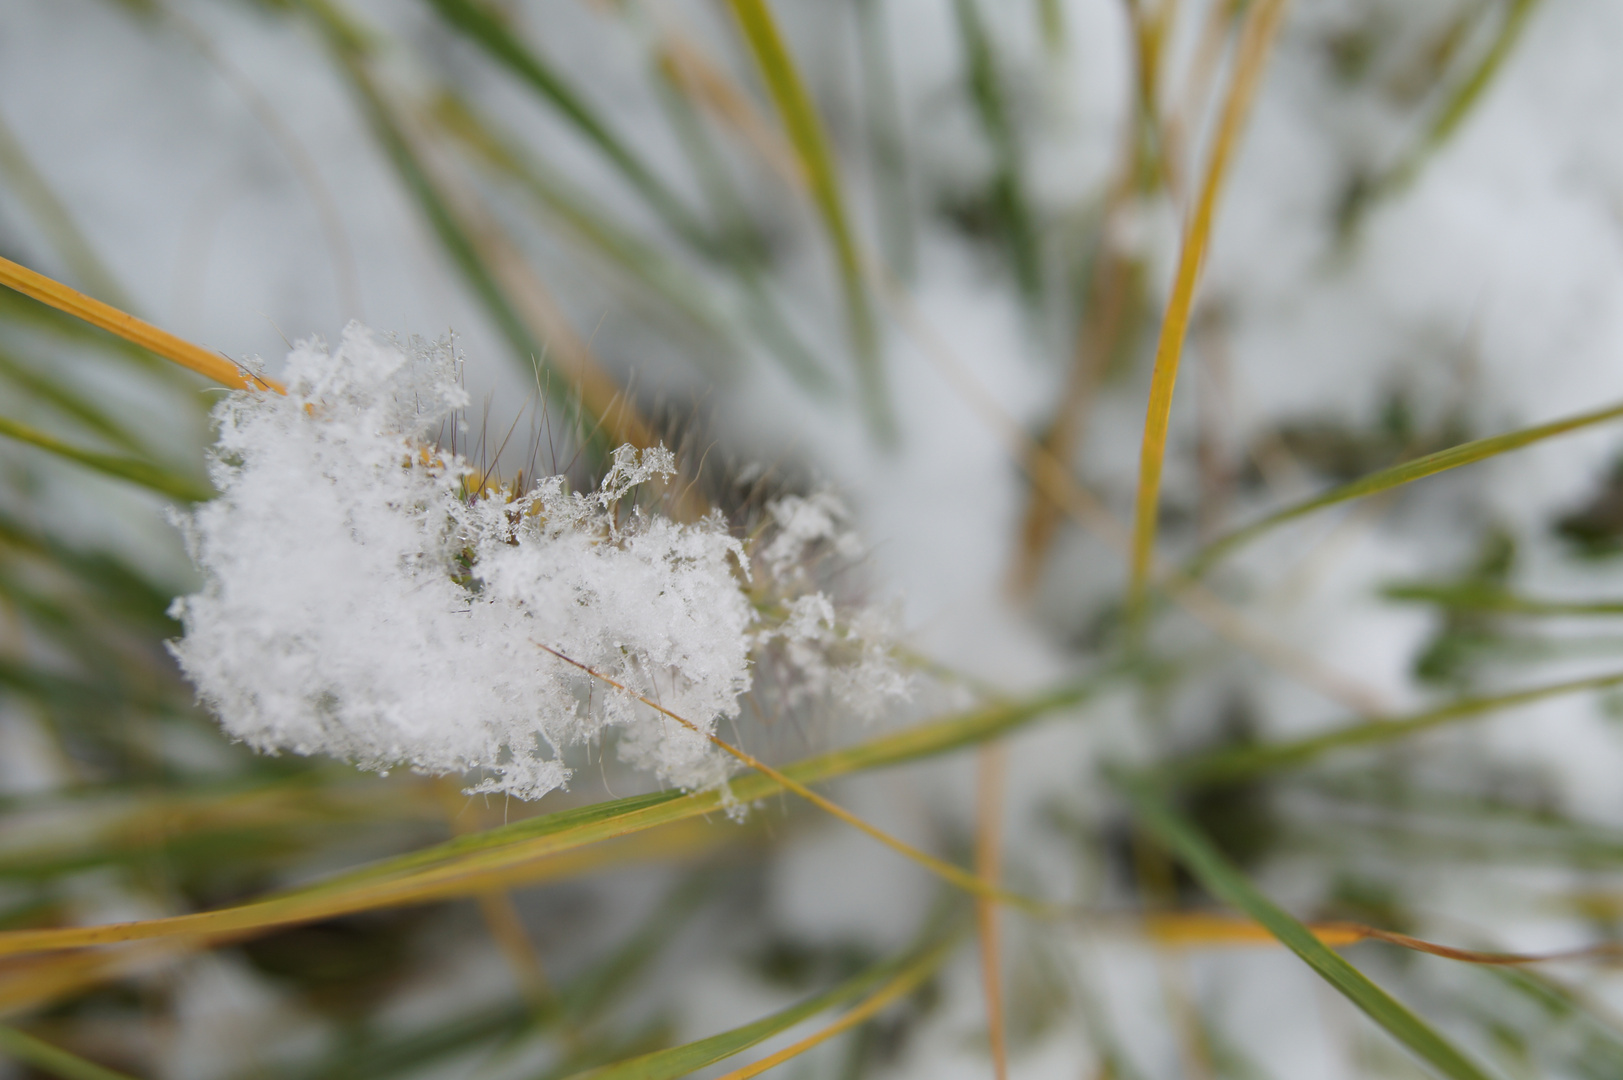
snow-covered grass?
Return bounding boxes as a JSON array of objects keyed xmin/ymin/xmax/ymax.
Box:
[{"xmin": 5, "ymin": 1, "xmax": 1623, "ymax": 1078}]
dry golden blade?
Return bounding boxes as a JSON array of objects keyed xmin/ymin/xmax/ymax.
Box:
[
  {"xmin": 0, "ymin": 255, "xmax": 281, "ymax": 392},
  {"xmin": 975, "ymin": 743, "xmax": 1010, "ymax": 1080},
  {"xmin": 534, "ymin": 642, "xmax": 1056, "ymax": 916},
  {"xmin": 1127, "ymin": 0, "xmax": 1291, "ymax": 624}
]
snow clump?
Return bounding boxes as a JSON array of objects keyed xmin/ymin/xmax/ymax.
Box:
[{"xmin": 168, "ymin": 326, "xmax": 908, "ymax": 801}]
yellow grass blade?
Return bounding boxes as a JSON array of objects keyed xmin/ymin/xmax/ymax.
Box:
[
  {"xmin": 0, "ymin": 255, "xmax": 280, "ymax": 392},
  {"xmin": 975, "ymin": 744, "xmax": 1009, "ymax": 1080},
  {"xmin": 877, "ymin": 273, "xmax": 1390, "ymax": 715},
  {"xmin": 0, "ymin": 682, "xmax": 1097, "ymax": 959},
  {"xmin": 534, "ymin": 643, "xmax": 1054, "ymax": 915},
  {"xmin": 710, "ymin": 936, "xmax": 956, "ymax": 1080},
  {"xmin": 1127, "ymin": 0, "xmax": 1290, "ymax": 625},
  {"xmin": 1144, "ymin": 913, "xmax": 1365, "ymax": 949}
]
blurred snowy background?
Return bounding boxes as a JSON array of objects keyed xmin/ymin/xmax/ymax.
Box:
[{"xmin": 5, "ymin": 0, "xmax": 1623, "ymax": 1077}]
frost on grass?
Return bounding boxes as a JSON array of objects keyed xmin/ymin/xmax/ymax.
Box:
[{"xmin": 168, "ymin": 326, "xmax": 908, "ymax": 800}]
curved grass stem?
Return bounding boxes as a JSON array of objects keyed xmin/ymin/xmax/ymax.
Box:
[{"xmin": 1127, "ymin": 0, "xmax": 1291, "ymax": 629}]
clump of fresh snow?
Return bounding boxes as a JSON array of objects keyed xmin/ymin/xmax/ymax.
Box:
[
  {"xmin": 168, "ymin": 326, "xmax": 907, "ymax": 800},
  {"xmin": 748, "ymin": 494, "xmax": 913, "ymax": 720}
]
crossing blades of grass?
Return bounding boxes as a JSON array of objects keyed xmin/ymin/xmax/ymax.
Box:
[
  {"xmin": 1118, "ymin": 773, "xmax": 1499, "ymax": 1080},
  {"xmin": 423, "ymin": 0, "xmax": 708, "ymax": 248},
  {"xmin": 1186, "ymin": 398, "xmax": 1623, "ymax": 578},
  {"xmin": 723, "ymin": 0, "xmax": 891, "ymax": 440},
  {"xmin": 427, "ymin": 91, "xmax": 733, "ymax": 356},
  {"xmin": 0, "ymin": 413, "xmax": 212, "ymax": 502},
  {"xmin": 303, "ymin": 0, "xmax": 656, "ymax": 455},
  {"xmin": 1164, "ymin": 667, "xmax": 1623, "ymax": 786},
  {"xmin": 567, "ymin": 928, "xmax": 960, "ymax": 1080},
  {"xmin": 0, "ymin": 677, "xmax": 1103, "ymax": 958},
  {"xmin": 648, "ymin": 37, "xmax": 838, "ymax": 394}
]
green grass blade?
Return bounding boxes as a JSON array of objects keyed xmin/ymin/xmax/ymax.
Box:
[
  {"xmin": 1165, "ymin": 668, "xmax": 1623, "ymax": 786},
  {"xmin": 562, "ymin": 872, "xmax": 714, "ymax": 1024},
  {"xmin": 0, "ymin": 1026, "xmax": 139, "ymax": 1080},
  {"xmin": 422, "ymin": 0, "xmax": 708, "ymax": 247},
  {"xmin": 0, "ymin": 413, "xmax": 211, "ymax": 502},
  {"xmin": 427, "ymin": 92, "xmax": 733, "ymax": 355},
  {"xmin": 0, "ymin": 676, "xmax": 1105, "ymax": 956},
  {"xmin": 1037, "ymin": 0, "xmax": 1065, "ymax": 52},
  {"xmin": 952, "ymin": 0, "xmax": 1039, "ymax": 300},
  {"xmin": 270, "ymin": 676, "xmax": 1103, "ymax": 914},
  {"xmin": 566, "ymin": 932, "xmax": 958, "ymax": 1080},
  {"xmin": 1117, "ymin": 774, "xmax": 1499, "ymax": 1080},
  {"xmin": 1358, "ymin": 0, "xmax": 1544, "ymax": 218},
  {"xmin": 307, "ymin": 17, "xmax": 544, "ymax": 378},
  {"xmin": 0, "ymin": 342, "xmax": 150, "ymax": 455},
  {"xmin": 274, "ymin": 876, "xmax": 706, "ymax": 1080},
  {"xmin": 346, "ymin": 674, "xmax": 1104, "ymax": 884},
  {"xmin": 0, "ymin": 111, "xmax": 135, "ymax": 314},
  {"xmin": 646, "ymin": 56, "xmax": 836, "ymax": 394},
  {"xmin": 724, "ymin": 0, "xmax": 890, "ymax": 438},
  {"xmin": 854, "ymin": 0, "xmax": 916, "ymax": 279},
  {"xmin": 1188, "ymin": 398, "xmax": 1623, "ymax": 577},
  {"xmin": 1416, "ymin": 0, "xmax": 1543, "ymax": 158},
  {"xmin": 1382, "ymin": 582, "xmax": 1623, "ymax": 617}
]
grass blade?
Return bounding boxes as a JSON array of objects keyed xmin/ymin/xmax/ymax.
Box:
[
  {"xmin": 710, "ymin": 933, "xmax": 956, "ymax": 1080},
  {"xmin": 303, "ymin": 1, "xmax": 653, "ymax": 454},
  {"xmin": 0, "ymin": 255, "xmax": 272, "ymax": 390},
  {"xmin": 0, "ymin": 1026, "xmax": 139, "ymax": 1080},
  {"xmin": 0, "ymin": 343, "xmax": 150, "ymax": 455},
  {"xmin": 1409, "ymin": 0, "xmax": 1543, "ymax": 166},
  {"xmin": 422, "ymin": 0, "xmax": 707, "ymax": 246},
  {"xmin": 724, "ymin": 0, "xmax": 890, "ymax": 439},
  {"xmin": 1165, "ymin": 668, "xmax": 1623, "ymax": 786},
  {"xmin": 974, "ymin": 744, "xmax": 1010, "ymax": 1080},
  {"xmin": 0, "ymin": 413, "xmax": 212, "ymax": 502},
  {"xmin": 568, "ymin": 931, "xmax": 959, "ymax": 1080},
  {"xmin": 1187, "ymin": 398, "xmax": 1623, "ymax": 577},
  {"xmin": 1118, "ymin": 773, "xmax": 1499, "ymax": 1080},
  {"xmin": 0, "ymin": 111, "xmax": 134, "ymax": 313},
  {"xmin": 649, "ymin": 40, "xmax": 837, "ymax": 393},
  {"xmin": 1382, "ymin": 582, "xmax": 1623, "ymax": 616},
  {"xmin": 1347, "ymin": 0, "xmax": 1545, "ymax": 230},
  {"xmin": 0, "ymin": 677, "xmax": 1103, "ymax": 958},
  {"xmin": 428, "ymin": 92, "xmax": 730, "ymax": 345},
  {"xmin": 1127, "ymin": 0, "xmax": 1291, "ymax": 624},
  {"xmin": 854, "ymin": 0, "xmax": 915, "ymax": 279},
  {"xmin": 952, "ymin": 0, "xmax": 1039, "ymax": 300}
]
